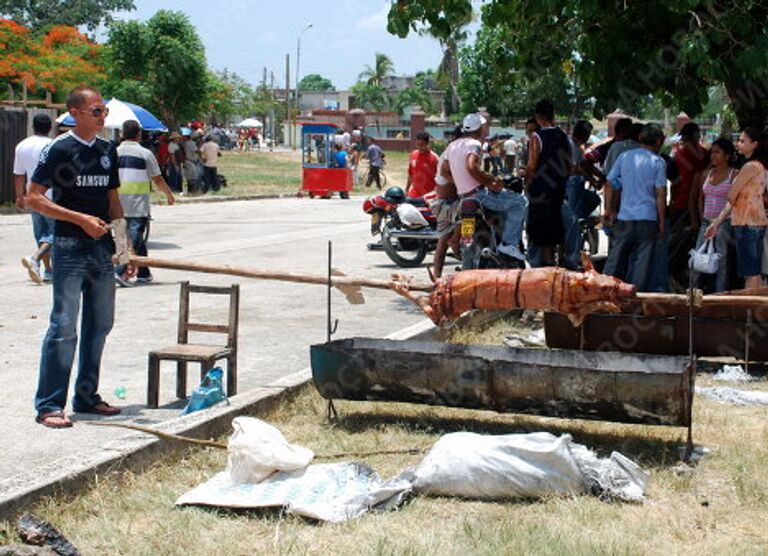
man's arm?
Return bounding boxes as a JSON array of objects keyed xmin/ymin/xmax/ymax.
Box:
[
  {"xmin": 656, "ymin": 187, "xmax": 666, "ymax": 237},
  {"xmin": 467, "ymin": 152, "xmax": 499, "ymax": 191},
  {"xmin": 603, "ymin": 181, "xmax": 615, "ymax": 222},
  {"xmin": 525, "ymin": 134, "xmax": 540, "ymax": 188},
  {"xmin": 107, "ymin": 188, "xmax": 125, "ymax": 221},
  {"xmin": 13, "ymin": 174, "xmax": 26, "ymax": 210},
  {"xmin": 151, "ymin": 176, "xmax": 176, "ymax": 205},
  {"xmin": 27, "ymin": 183, "xmax": 110, "ymax": 238}
]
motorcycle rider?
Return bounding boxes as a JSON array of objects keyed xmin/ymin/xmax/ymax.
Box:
[{"xmin": 442, "ymin": 113, "xmax": 528, "ymax": 265}]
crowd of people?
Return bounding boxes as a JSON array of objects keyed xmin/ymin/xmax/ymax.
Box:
[{"xmin": 396, "ymin": 101, "xmax": 768, "ymax": 294}]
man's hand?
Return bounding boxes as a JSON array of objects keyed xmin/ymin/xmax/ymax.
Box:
[
  {"xmin": 15, "ymin": 194, "xmax": 26, "ymax": 210},
  {"xmin": 658, "ymin": 219, "xmax": 666, "ymax": 239},
  {"xmin": 80, "ymin": 215, "xmax": 110, "ymax": 238},
  {"xmin": 124, "ymin": 263, "xmax": 137, "ymax": 278},
  {"xmin": 166, "ymin": 192, "xmax": 176, "ymax": 205},
  {"xmin": 704, "ymin": 223, "xmax": 718, "ymax": 240}
]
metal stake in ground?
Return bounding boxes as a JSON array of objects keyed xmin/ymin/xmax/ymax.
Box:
[{"xmin": 326, "ymin": 241, "xmax": 338, "ymax": 421}]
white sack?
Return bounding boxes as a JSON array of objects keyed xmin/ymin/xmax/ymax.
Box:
[
  {"xmin": 226, "ymin": 417, "xmax": 314, "ymax": 484},
  {"xmin": 413, "ymin": 432, "xmax": 648, "ymax": 502},
  {"xmin": 413, "ymin": 432, "xmax": 587, "ymax": 499},
  {"xmin": 396, "ymin": 203, "xmax": 429, "ymax": 228}
]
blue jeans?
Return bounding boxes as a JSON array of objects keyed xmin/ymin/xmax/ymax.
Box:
[
  {"xmin": 733, "ymin": 225, "xmax": 766, "ymax": 277},
  {"xmin": 603, "ymin": 220, "xmax": 659, "ymax": 292},
  {"xmin": 645, "ymin": 218, "xmax": 670, "ymax": 293},
  {"xmin": 115, "ymin": 217, "xmax": 150, "ymax": 279},
  {"xmin": 35, "ymin": 236, "xmax": 115, "ymax": 415},
  {"xmin": 167, "ymin": 163, "xmax": 182, "ymax": 192},
  {"xmin": 31, "ymin": 211, "xmax": 55, "ymax": 246},
  {"xmin": 561, "ymin": 203, "xmax": 581, "ymax": 270},
  {"xmin": 565, "ymin": 176, "xmax": 600, "ymax": 219},
  {"xmin": 475, "ymin": 188, "xmax": 528, "ymax": 260}
]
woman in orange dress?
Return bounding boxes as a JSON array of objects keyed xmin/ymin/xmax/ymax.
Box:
[{"xmin": 706, "ymin": 128, "xmax": 768, "ymax": 289}]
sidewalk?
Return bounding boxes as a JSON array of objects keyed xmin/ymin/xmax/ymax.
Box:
[{"xmin": 0, "ymin": 197, "xmax": 433, "ymax": 517}]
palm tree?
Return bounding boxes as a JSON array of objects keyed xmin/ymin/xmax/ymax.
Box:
[{"xmin": 358, "ymin": 52, "xmax": 395, "ymax": 87}]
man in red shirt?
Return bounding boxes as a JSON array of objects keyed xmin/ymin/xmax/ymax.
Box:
[
  {"xmin": 406, "ymin": 131, "xmax": 439, "ymax": 198},
  {"xmin": 672, "ymin": 122, "xmax": 709, "ymax": 222}
]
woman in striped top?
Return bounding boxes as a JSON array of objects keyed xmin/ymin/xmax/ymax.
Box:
[
  {"xmin": 706, "ymin": 128, "xmax": 768, "ymax": 289},
  {"xmin": 691, "ymin": 138, "xmax": 737, "ymax": 292}
]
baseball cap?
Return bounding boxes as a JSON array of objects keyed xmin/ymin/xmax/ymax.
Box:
[{"xmin": 461, "ymin": 113, "xmax": 486, "ymax": 132}]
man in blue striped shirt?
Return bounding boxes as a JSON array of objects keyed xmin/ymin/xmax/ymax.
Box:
[{"xmin": 115, "ymin": 120, "xmax": 175, "ymax": 286}]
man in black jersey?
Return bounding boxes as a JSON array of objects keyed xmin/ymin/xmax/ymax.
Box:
[{"xmin": 27, "ymin": 85, "xmax": 133, "ymax": 428}]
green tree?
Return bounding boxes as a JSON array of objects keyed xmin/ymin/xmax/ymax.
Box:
[
  {"xmin": 205, "ymin": 69, "xmax": 262, "ymax": 125},
  {"xmin": 102, "ymin": 10, "xmax": 209, "ymax": 127},
  {"xmin": 388, "ymin": 0, "xmax": 768, "ymax": 129},
  {"xmin": 393, "ymin": 71, "xmax": 435, "ymax": 115},
  {"xmin": 457, "ymin": 24, "xmax": 578, "ymax": 119},
  {"xmin": 351, "ymin": 81, "xmax": 390, "ymax": 112},
  {"xmin": 358, "ymin": 52, "xmax": 395, "ymax": 87},
  {"xmin": 0, "ymin": 0, "xmax": 134, "ymax": 31},
  {"xmin": 298, "ymin": 73, "xmax": 334, "ymax": 91}
]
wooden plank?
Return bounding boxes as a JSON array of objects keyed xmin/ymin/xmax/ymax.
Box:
[{"xmin": 186, "ymin": 323, "xmax": 229, "ymax": 334}]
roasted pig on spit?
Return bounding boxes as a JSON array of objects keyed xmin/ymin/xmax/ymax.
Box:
[{"xmin": 391, "ymin": 267, "xmax": 636, "ymax": 326}]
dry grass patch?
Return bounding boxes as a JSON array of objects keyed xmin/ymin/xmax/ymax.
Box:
[{"xmin": 2, "ymin": 374, "xmax": 768, "ymax": 555}]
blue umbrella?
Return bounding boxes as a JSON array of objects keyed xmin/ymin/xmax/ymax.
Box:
[{"xmin": 56, "ymin": 98, "xmax": 168, "ymax": 132}]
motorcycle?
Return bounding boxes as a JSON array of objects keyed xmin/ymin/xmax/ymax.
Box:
[
  {"xmin": 362, "ymin": 187, "xmax": 442, "ymax": 268},
  {"xmin": 459, "ymin": 174, "xmax": 527, "ymax": 270}
]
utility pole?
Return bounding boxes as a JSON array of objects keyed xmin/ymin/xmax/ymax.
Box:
[
  {"xmin": 285, "ymin": 53, "xmax": 290, "ymax": 148},
  {"xmin": 295, "ymin": 23, "xmax": 313, "ymax": 150},
  {"xmin": 270, "ymin": 71, "xmax": 276, "ymax": 150}
]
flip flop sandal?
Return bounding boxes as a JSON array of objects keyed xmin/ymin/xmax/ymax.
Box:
[
  {"xmin": 79, "ymin": 402, "xmax": 121, "ymax": 416},
  {"xmin": 36, "ymin": 411, "xmax": 73, "ymax": 429}
]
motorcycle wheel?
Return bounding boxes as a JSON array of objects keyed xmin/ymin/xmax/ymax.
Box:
[{"xmin": 381, "ymin": 220, "xmax": 428, "ymax": 268}]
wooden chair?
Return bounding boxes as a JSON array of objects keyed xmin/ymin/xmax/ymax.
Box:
[{"xmin": 147, "ymin": 281, "xmax": 240, "ymax": 408}]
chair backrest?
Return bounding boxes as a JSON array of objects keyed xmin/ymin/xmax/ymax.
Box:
[{"xmin": 177, "ymin": 281, "xmax": 239, "ymax": 350}]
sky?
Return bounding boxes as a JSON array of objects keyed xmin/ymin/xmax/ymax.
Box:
[{"xmin": 111, "ymin": 0, "xmax": 449, "ymax": 90}]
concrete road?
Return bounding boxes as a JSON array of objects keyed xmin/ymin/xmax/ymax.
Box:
[{"xmin": 0, "ymin": 197, "xmax": 431, "ymax": 483}]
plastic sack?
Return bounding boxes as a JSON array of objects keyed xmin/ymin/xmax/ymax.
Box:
[
  {"xmin": 689, "ymin": 239, "xmax": 721, "ymax": 274},
  {"xmin": 413, "ymin": 432, "xmax": 587, "ymax": 499},
  {"xmin": 181, "ymin": 367, "xmax": 227, "ymax": 415},
  {"xmin": 413, "ymin": 432, "xmax": 648, "ymax": 502},
  {"xmin": 226, "ymin": 416, "xmax": 314, "ymax": 484},
  {"xmin": 396, "ymin": 203, "xmax": 429, "ymax": 229}
]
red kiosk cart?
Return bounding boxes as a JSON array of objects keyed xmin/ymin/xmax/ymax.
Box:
[{"xmin": 300, "ymin": 122, "xmax": 353, "ymax": 199}]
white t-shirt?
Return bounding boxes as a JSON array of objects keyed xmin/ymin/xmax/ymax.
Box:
[
  {"xmin": 14, "ymin": 134, "xmax": 52, "ymax": 192},
  {"xmin": 200, "ymin": 141, "xmax": 220, "ymax": 167},
  {"xmin": 445, "ymin": 137, "xmax": 483, "ymax": 195},
  {"xmin": 503, "ymin": 138, "xmax": 517, "ymax": 155}
]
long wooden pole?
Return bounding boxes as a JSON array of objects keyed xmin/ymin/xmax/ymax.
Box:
[
  {"xmin": 131, "ymin": 256, "xmax": 434, "ymax": 292},
  {"xmin": 132, "ymin": 255, "xmax": 768, "ymax": 312}
]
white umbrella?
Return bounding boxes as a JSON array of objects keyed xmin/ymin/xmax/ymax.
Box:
[
  {"xmin": 237, "ymin": 118, "xmax": 263, "ymax": 128},
  {"xmin": 56, "ymin": 98, "xmax": 168, "ymax": 132}
]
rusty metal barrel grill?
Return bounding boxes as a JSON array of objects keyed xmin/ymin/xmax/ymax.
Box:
[{"xmin": 311, "ymin": 338, "xmax": 693, "ymax": 427}]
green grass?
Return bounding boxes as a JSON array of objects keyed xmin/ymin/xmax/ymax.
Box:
[
  {"xmin": 147, "ymin": 149, "xmax": 413, "ymax": 202},
  {"xmin": 3, "ymin": 371, "xmax": 768, "ymax": 555}
]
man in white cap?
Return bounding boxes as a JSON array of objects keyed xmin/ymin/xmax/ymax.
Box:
[{"xmin": 440, "ymin": 113, "xmax": 528, "ymax": 264}]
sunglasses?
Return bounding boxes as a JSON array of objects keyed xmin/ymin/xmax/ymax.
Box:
[{"xmin": 80, "ymin": 106, "xmax": 109, "ymax": 117}]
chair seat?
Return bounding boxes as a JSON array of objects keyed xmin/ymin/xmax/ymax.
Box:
[{"xmin": 150, "ymin": 343, "xmax": 232, "ymax": 361}]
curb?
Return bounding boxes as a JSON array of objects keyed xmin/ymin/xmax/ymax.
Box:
[{"xmin": 0, "ymin": 319, "xmax": 436, "ymax": 521}]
